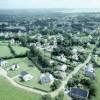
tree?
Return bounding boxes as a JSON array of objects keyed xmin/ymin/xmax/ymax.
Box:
[
  {"xmin": 41, "ymin": 95, "xmax": 52, "ymax": 100},
  {"xmin": 80, "ymin": 78, "xmax": 91, "ymax": 87},
  {"xmin": 51, "ymin": 80, "xmax": 61, "ymax": 91},
  {"xmin": 89, "ymin": 83, "xmax": 96, "ymax": 97},
  {"xmin": 67, "ymin": 79, "xmax": 75, "ymax": 88},
  {"xmin": 19, "ymin": 36, "xmax": 27, "ymax": 47},
  {"xmin": 55, "ymin": 92, "xmax": 64, "ymax": 100}
]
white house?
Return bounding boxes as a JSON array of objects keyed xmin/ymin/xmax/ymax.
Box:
[
  {"xmin": 88, "ymin": 35, "xmax": 92, "ymax": 39},
  {"xmin": 10, "ymin": 39, "xmax": 15, "ymax": 45},
  {"xmin": 72, "ymin": 54, "xmax": 78, "ymax": 61},
  {"xmin": 49, "ymin": 60, "xmax": 54, "ymax": 65},
  {"xmin": 35, "ymin": 33, "xmax": 42, "ymax": 40},
  {"xmin": 0, "ymin": 59, "xmax": 8, "ymax": 67},
  {"xmin": 56, "ymin": 33, "xmax": 64, "ymax": 41},
  {"xmin": 45, "ymin": 46, "xmax": 54, "ymax": 52},
  {"xmin": 78, "ymin": 47, "xmax": 85, "ymax": 53},
  {"xmin": 54, "ymin": 71, "xmax": 66, "ymax": 79},
  {"xmin": 72, "ymin": 48, "xmax": 77, "ymax": 54},
  {"xmin": 20, "ymin": 71, "xmax": 33, "ymax": 81},
  {"xmin": 94, "ymin": 55, "xmax": 98, "ymax": 61},
  {"xmin": 84, "ymin": 63, "xmax": 95, "ymax": 79},
  {"xmin": 87, "ymin": 42, "xmax": 91, "ymax": 47},
  {"xmin": 57, "ymin": 54, "xmax": 66, "ymax": 62},
  {"xmin": 40, "ymin": 73, "xmax": 54, "ymax": 84},
  {"xmin": 11, "ymin": 64, "xmax": 20, "ymax": 71},
  {"xmin": 58, "ymin": 64, "xmax": 67, "ymax": 72}
]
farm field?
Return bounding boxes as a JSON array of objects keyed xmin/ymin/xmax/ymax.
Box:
[
  {"xmin": 0, "ymin": 45, "xmax": 13, "ymax": 58},
  {"xmin": 0, "ymin": 40, "xmax": 9, "ymax": 46},
  {"xmin": 0, "ymin": 76, "xmax": 41, "ymax": 100},
  {"xmin": 12, "ymin": 46, "xmax": 29, "ymax": 55}
]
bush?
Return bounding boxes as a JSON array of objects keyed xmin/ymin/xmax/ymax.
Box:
[
  {"xmin": 55, "ymin": 92, "xmax": 64, "ymax": 100},
  {"xmin": 51, "ymin": 80, "xmax": 61, "ymax": 91},
  {"xmin": 41, "ymin": 95, "xmax": 52, "ymax": 100}
]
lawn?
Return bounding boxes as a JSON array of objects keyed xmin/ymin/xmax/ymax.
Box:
[
  {"xmin": 12, "ymin": 46, "xmax": 29, "ymax": 55},
  {"xmin": 6, "ymin": 57, "xmax": 33, "ymax": 77},
  {"xmin": 95, "ymin": 56, "xmax": 100, "ymax": 65},
  {"xmin": 0, "ymin": 40, "xmax": 9, "ymax": 46},
  {"xmin": 80, "ymin": 36, "xmax": 89, "ymax": 41},
  {"xmin": 5, "ymin": 57, "xmax": 51, "ymax": 92},
  {"xmin": 0, "ymin": 45, "xmax": 13, "ymax": 57},
  {"xmin": 92, "ymin": 68, "xmax": 100, "ymax": 100},
  {"xmin": 0, "ymin": 76, "xmax": 41, "ymax": 100}
]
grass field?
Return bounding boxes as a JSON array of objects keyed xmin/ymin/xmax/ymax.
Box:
[
  {"xmin": 0, "ymin": 45, "xmax": 13, "ymax": 57},
  {"xmin": 12, "ymin": 46, "xmax": 29, "ymax": 55},
  {"xmin": 0, "ymin": 76, "xmax": 41, "ymax": 100},
  {"xmin": 95, "ymin": 56, "xmax": 100, "ymax": 65},
  {"xmin": 92, "ymin": 68, "xmax": 100, "ymax": 100},
  {"xmin": 6, "ymin": 57, "xmax": 33, "ymax": 77},
  {"xmin": 5, "ymin": 57, "xmax": 51, "ymax": 92},
  {"xmin": 80, "ymin": 36, "xmax": 89, "ymax": 41},
  {"xmin": 0, "ymin": 40, "xmax": 9, "ymax": 46}
]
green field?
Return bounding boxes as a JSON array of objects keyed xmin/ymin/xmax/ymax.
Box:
[
  {"xmin": 92, "ymin": 68, "xmax": 100, "ymax": 100},
  {"xmin": 0, "ymin": 76, "xmax": 41, "ymax": 100},
  {"xmin": 0, "ymin": 40, "xmax": 9, "ymax": 46},
  {"xmin": 95, "ymin": 56, "xmax": 100, "ymax": 65},
  {"xmin": 80, "ymin": 36, "xmax": 89, "ymax": 41},
  {"xmin": 6, "ymin": 57, "xmax": 33, "ymax": 77},
  {"xmin": 5, "ymin": 57, "xmax": 51, "ymax": 92},
  {"xmin": 0, "ymin": 45, "xmax": 13, "ymax": 57},
  {"xmin": 12, "ymin": 46, "xmax": 29, "ymax": 55},
  {"xmin": 0, "ymin": 40, "xmax": 29, "ymax": 57}
]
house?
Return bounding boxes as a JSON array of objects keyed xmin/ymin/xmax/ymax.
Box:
[
  {"xmin": 88, "ymin": 35, "xmax": 92, "ymax": 39},
  {"xmin": 84, "ymin": 63, "xmax": 95, "ymax": 79},
  {"xmin": 10, "ymin": 64, "xmax": 20, "ymax": 71},
  {"xmin": 58, "ymin": 64, "xmax": 67, "ymax": 72},
  {"xmin": 20, "ymin": 71, "xmax": 33, "ymax": 81},
  {"xmin": 72, "ymin": 54, "xmax": 78, "ymax": 61},
  {"xmin": 56, "ymin": 33, "xmax": 64, "ymax": 41},
  {"xmin": 49, "ymin": 60, "xmax": 54, "ymax": 65},
  {"xmin": 87, "ymin": 42, "xmax": 91, "ymax": 47},
  {"xmin": 72, "ymin": 48, "xmax": 77, "ymax": 54},
  {"xmin": 35, "ymin": 33, "xmax": 42, "ymax": 40},
  {"xmin": 57, "ymin": 54, "xmax": 66, "ymax": 62},
  {"xmin": 10, "ymin": 39, "xmax": 15, "ymax": 45},
  {"xmin": 54, "ymin": 71, "xmax": 66, "ymax": 79},
  {"xmin": 0, "ymin": 59, "xmax": 8, "ymax": 67},
  {"xmin": 73, "ymin": 61, "xmax": 78, "ymax": 65},
  {"xmin": 94, "ymin": 55, "xmax": 98, "ymax": 61},
  {"xmin": 78, "ymin": 47, "xmax": 85, "ymax": 53},
  {"xmin": 45, "ymin": 45, "xmax": 54, "ymax": 52},
  {"xmin": 69, "ymin": 87, "xmax": 89, "ymax": 100},
  {"xmin": 40, "ymin": 73, "xmax": 54, "ymax": 84}
]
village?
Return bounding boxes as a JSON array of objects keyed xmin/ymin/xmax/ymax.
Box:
[
  {"xmin": 0, "ymin": 10, "xmax": 100, "ymax": 100},
  {"xmin": 0, "ymin": 26, "xmax": 100, "ymax": 100}
]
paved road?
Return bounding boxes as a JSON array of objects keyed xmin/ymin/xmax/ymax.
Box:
[{"xmin": 0, "ymin": 53, "xmax": 92, "ymax": 97}]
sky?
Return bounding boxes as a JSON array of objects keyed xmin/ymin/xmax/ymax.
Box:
[{"xmin": 0, "ymin": 0, "xmax": 100, "ymax": 9}]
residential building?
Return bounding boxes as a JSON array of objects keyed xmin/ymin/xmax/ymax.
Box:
[
  {"xmin": 20, "ymin": 71, "xmax": 33, "ymax": 81},
  {"xmin": 69, "ymin": 87, "xmax": 89, "ymax": 100},
  {"xmin": 40, "ymin": 73, "xmax": 54, "ymax": 84}
]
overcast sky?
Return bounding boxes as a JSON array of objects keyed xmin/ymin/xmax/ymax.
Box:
[{"xmin": 0, "ymin": 0, "xmax": 100, "ymax": 9}]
